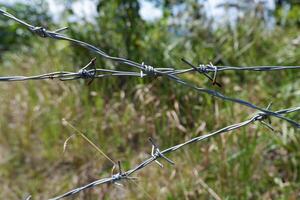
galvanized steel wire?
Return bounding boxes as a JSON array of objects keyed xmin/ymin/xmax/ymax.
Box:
[
  {"xmin": 0, "ymin": 58, "xmax": 142, "ymax": 82},
  {"xmin": 49, "ymin": 106, "xmax": 300, "ymax": 200},
  {"xmin": 1, "ymin": 9, "xmax": 300, "ymax": 128},
  {"xmin": 0, "ymin": 7, "xmax": 300, "ymax": 200}
]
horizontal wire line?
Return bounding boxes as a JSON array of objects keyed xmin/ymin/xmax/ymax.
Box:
[
  {"xmin": 0, "ymin": 9, "xmax": 300, "ymax": 128},
  {"xmin": 0, "ymin": 8, "xmax": 300, "ymax": 200},
  {"xmin": 2, "ymin": 64, "xmax": 300, "ymax": 82}
]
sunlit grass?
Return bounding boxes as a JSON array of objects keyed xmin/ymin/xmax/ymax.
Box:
[{"xmin": 0, "ymin": 18, "xmax": 299, "ymax": 200}]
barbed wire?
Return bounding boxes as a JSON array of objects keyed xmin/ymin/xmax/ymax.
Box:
[
  {"xmin": 48, "ymin": 106, "xmax": 300, "ymax": 200},
  {"xmin": 1, "ymin": 57, "xmax": 299, "ymax": 83},
  {"xmin": 1, "ymin": 8, "xmax": 300, "ymax": 128},
  {"xmin": 0, "ymin": 58, "xmax": 142, "ymax": 83},
  {"xmin": 1, "ymin": 7, "xmax": 300, "ymax": 200}
]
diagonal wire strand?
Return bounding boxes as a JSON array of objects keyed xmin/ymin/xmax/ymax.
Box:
[
  {"xmin": 1, "ymin": 9, "xmax": 300, "ymax": 128},
  {"xmin": 49, "ymin": 106, "xmax": 300, "ymax": 200},
  {"xmin": 1, "ymin": 8, "xmax": 300, "ymax": 200}
]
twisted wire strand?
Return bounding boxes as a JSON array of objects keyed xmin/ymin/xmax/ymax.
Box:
[
  {"xmin": 0, "ymin": 68, "xmax": 142, "ymax": 82},
  {"xmin": 49, "ymin": 106, "xmax": 300, "ymax": 200},
  {"xmin": 171, "ymin": 65, "xmax": 300, "ymax": 75},
  {"xmin": 0, "ymin": 58, "xmax": 142, "ymax": 82},
  {"xmin": 1, "ymin": 9, "xmax": 300, "ymax": 128}
]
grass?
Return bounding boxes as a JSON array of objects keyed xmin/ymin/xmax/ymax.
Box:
[{"xmin": 0, "ymin": 22, "xmax": 300, "ymax": 200}]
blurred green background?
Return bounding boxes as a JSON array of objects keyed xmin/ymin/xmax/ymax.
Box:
[{"xmin": 0, "ymin": 0, "xmax": 300, "ymax": 199}]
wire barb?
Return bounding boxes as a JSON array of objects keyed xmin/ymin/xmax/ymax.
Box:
[
  {"xmin": 1, "ymin": 9, "xmax": 300, "ymax": 128},
  {"xmin": 256, "ymin": 102, "xmax": 275, "ymax": 131},
  {"xmin": 29, "ymin": 26, "xmax": 49, "ymax": 38},
  {"xmin": 0, "ymin": 8, "xmax": 300, "ymax": 199},
  {"xmin": 24, "ymin": 195, "xmax": 31, "ymax": 200},
  {"xmin": 149, "ymin": 137, "xmax": 175, "ymax": 167},
  {"xmin": 54, "ymin": 26, "xmax": 68, "ymax": 33},
  {"xmin": 111, "ymin": 161, "xmax": 128, "ymax": 184},
  {"xmin": 78, "ymin": 57, "xmax": 96, "ymax": 85},
  {"xmin": 140, "ymin": 62, "xmax": 158, "ymax": 77},
  {"xmin": 181, "ymin": 58, "xmax": 222, "ymax": 87},
  {"xmin": 48, "ymin": 106, "xmax": 300, "ymax": 200}
]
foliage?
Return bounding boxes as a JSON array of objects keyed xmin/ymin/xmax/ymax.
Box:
[
  {"xmin": 0, "ymin": 2, "xmax": 51, "ymax": 55},
  {"xmin": 0, "ymin": 1, "xmax": 299, "ymax": 199}
]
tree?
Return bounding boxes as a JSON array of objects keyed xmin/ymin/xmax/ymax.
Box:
[{"xmin": 0, "ymin": 2, "xmax": 51, "ymax": 55}]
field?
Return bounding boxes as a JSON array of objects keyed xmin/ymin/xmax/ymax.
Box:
[{"xmin": 0, "ymin": 2, "xmax": 300, "ymax": 200}]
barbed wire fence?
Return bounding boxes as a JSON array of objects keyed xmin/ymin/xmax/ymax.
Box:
[
  {"xmin": 0, "ymin": 8, "xmax": 299, "ymax": 200},
  {"xmin": 1, "ymin": 8, "xmax": 300, "ymax": 127},
  {"xmin": 49, "ymin": 106, "xmax": 300, "ymax": 200}
]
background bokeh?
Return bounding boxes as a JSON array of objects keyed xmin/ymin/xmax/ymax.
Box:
[{"xmin": 0, "ymin": 0, "xmax": 300, "ymax": 199}]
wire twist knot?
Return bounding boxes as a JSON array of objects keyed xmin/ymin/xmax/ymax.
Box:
[
  {"xmin": 77, "ymin": 58, "xmax": 97, "ymax": 84},
  {"xmin": 111, "ymin": 173, "xmax": 126, "ymax": 182},
  {"xmin": 255, "ymin": 112, "xmax": 269, "ymax": 121},
  {"xmin": 254, "ymin": 103, "xmax": 276, "ymax": 131},
  {"xmin": 30, "ymin": 26, "xmax": 49, "ymax": 38},
  {"xmin": 140, "ymin": 62, "xmax": 158, "ymax": 77},
  {"xmin": 149, "ymin": 137, "xmax": 174, "ymax": 168},
  {"xmin": 198, "ymin": 64, "xmax": 210, "ymax": 73},
  {"xmin": 255, "ymin": 103, "xmax": 273, "ymax": 121},
  {"xmin": 110, "ymin": 161, "xmax": 132, "ymax": 186},
  {"xmin": 181, "ymin": 58, "xmax": 222, "ymax": 87},
  {"xmin": 78, "ymin": 69, "xmax": 96, "ymax": 79}
]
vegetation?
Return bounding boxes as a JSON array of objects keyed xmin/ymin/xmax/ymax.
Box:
[{"xmin": 0, "ymin": 1, "xmax": 299, "ymax": 199}]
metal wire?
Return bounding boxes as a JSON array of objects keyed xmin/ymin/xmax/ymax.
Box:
[
  {"xmin": 1, "ymin": 8, "xmax": 300, "ymax": 200},
  {"xmin": 0, "ymin": 59, "xmax": 141, "ymax": 82},
  {"xmin": 1, "ymin": 59, "xmax": 299, "ymax": 82},
  {"xmin": 49, "ymin": 106, "xmax": 300, "ymax": 200},
  {"xmin": 0, "ymin": 8, "xmax": 300, "ymax": 128}
]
